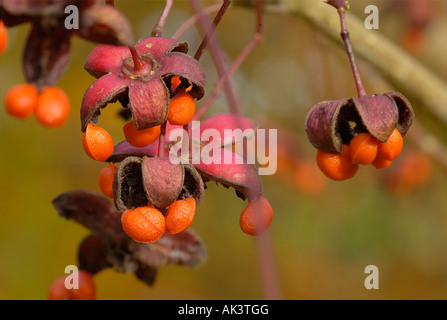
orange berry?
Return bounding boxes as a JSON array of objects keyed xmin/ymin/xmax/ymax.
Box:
[
  {"xmin": 316, "ymin": 145, "xmax": 358, "ymax": 181},
  {"xmin": 240, "ymin": 197, "xmax": 273, "ymax": 236},
  {"xmin": 82, "ymin": 123, "xmax": 114, "ymax": 162},
  {"xmin": 167, "ymin": 93, "xmax": 195, "ymax": 126},
  {"xmin": 0, "ymin": 20, "xmax": 7, "ymax": 54},
  {"xmin": 377, "ymin": 128, "xmax": 403, "ymax": 161},
  {"xmin": 349, "ymin": 133, "xmax": 379, "ymax": 165},
  {"xmin": 371, "ymin": 156, "xmax": 392, "ymax": 169},
  {"xmin": 99, "ymin": 162, "xmax": 117, "ymax": 198},
  {"xmin": 165, "ymin": 197, "xmax": 196, "ymax": 234},
  {"xmin": 121, "ymin": 206, "xmax": 166, "ymax": 243},
  {"xmin": 35, "ymin": 86, "xmax": 70, "ymax": 127},
  {"xmin": 123, "ymin": 121, "xmax": 161, "ymax": 148},
  {"xmin": 4, "ymin": 83, "xmax": 38, "ymax": 118},
  {"xmin": 48, "ymin": 270, "xmax": 96, "ymax": 300}
]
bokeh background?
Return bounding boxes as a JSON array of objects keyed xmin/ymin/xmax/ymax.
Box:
[{"xmin": 1, "ymin": 0, "xmax": 447, "ymax": 299}]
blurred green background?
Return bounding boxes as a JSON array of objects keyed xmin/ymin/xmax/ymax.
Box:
[{"xmin": 1, "ymin": 0, "xmax": 447, "ymax": 299}]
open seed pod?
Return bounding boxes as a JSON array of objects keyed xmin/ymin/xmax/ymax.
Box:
[
  {"xmin": 305, "ymin": 91, "xmax": 414, "ymax": 153},
  {"xmin": 113, "ymin": 156, "xmax": 205, "ymax": 213}
]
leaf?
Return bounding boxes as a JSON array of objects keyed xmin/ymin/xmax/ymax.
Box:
[
  {"xmin": 133, "ymin": 230, "xmax": 207, "ymax": 268},
  {"xmin": 23, "ymin": 21, "xmax": 71, "ymax": 89},
  {"xmin": 52, "ymin": 189, "xmax": 127, "ymax": 246}
]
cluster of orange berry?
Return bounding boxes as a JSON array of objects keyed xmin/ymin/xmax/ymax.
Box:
[
  {"xmin": 82, "ymin": 77, "xmax": 199, "ymax": 243},
  {"xmin": 4, "ymin": 84, "xmax": 70, "ymax": 127},
  {"xmin": 316, "ymin": 128, "xmax": 404, "ymax": 181}
]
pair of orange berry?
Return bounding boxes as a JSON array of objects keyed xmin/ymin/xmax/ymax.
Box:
[
  {"xmin": 4, "ymin": 84, "xmax": 70, "ymax": 127},
  {"xmin": 121, "ymin": 197, "xmax": 196, "ymax": 243},
  {"xmin": 48, "ymin": 270, "xmax": 96, "ymax": 300},
  {"xmin": 0, "ymin": 20, "xmax": 7, "ymax": 54},
  {"xmin": 316, "ymin": 128, "xmax": 404, "ymax": 181}
]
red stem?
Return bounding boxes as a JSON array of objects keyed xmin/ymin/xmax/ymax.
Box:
[
  {"xmin": 172, "ymin": 3, "xmax": 222, "ymax": 40},
  {"xmin": 189, "ymin": 0, "xmax": 241, "ymax": 116},
  {"xmin": 255, "ymin": 231, "xmax": 282, "ymax": 300},
  {"xmin": 337, "ymin": 9, "xmax": 367, "ymax": 97},
  {"xmin": 194, "ymin": 31, "xmax": 261, "ymax": 120},
  {"xmin": 128, "ymin": 46, "xmax": 144, "ymax": 72},
  {"xmin": 152, "ymin": 0, "xmax": 174, "ymax": 37},
  {"xmin": 194, "ymin": 0, "xmax": 231, "ymax": 61}
]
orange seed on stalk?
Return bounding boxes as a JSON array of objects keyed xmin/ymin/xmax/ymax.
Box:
[
  {"xmin": 35, "ymin": 86, "xmax": 70, "ymax": 127},
  {"xmin": 4, "ymin": 83, "xmax": 38, "ymax": 118},
  {"xmin": 377, "ymin": 128, "xmax": 403, "ymax": 161},
  {"xmin": 121, "ymin": 206, "xmax": 165, "ymax": 243},
  {"xmin": 349, "ymin": 133, "xmax": 379, "ymax": 165},
  {"xmin": 240, "ymin": 197, "xmax": 273, "ymax": 236},
  {"xmin": 48, "ymin": 270, "xmax": 96, "ymax": 300},
  {"xmin": 98, "ymin": 162, "xmax": 117, "ymax": 198},
  {"xmin": 167, "ymin": 93, "xmax": 195, "ymax": 126},
  {"xmin": 0, "ymin": 20, "xmax": 7, "ymax": 54},
  {"xmin": 123, "ymin": 120, "xmax": 161, "ymax": 148},
  {"xmin": 165, "ymin": 197, "xmax": 196, "ymax": 234},
  {"xmin": 316, "ymin": 144, "xmax": 358, "ymax": 181},
  {"xmin": 82, "ymin": 123, "xmax": 114, "ymax": 162}
]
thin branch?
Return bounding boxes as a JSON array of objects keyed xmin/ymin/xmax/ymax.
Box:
[
  {"xmin": 172, "ymin": 3, "xmax": 222, "ymax": 40},
  {"xmin": 193, "ymin": 0, "xmax": 263, "ymax": 120},
  {"xmin": 250, "ymin": 0, "xmax": 282, "ymax": 300},
  {"xmin": 337, "ymin": 8, "xmax": 366, "ymax": 97},
  {"xmin": 193, "ymin": 32, "xmax": 261, "ymax": 120},
  {"xmin": 255, "ymin": 230, "xmax": 282, "ymax": 300},
  {"xmin": 190, "ymin": 0, "xmax": 241, "ymax": 115},
  {"xmin": 152, "ymin": 0, "xmax": 174, "ymax": 37},
  {"xmin": 194, "ymin": 0, "xmax": 231, "ymax": 61}
]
